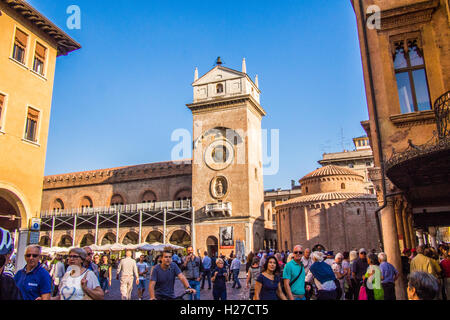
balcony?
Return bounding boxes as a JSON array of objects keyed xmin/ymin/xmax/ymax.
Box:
[
  {"xmin": 385, "ymin": 91, "xmax": 450, "ymax": 208},
  {"xmin": 205, "ymin": 202, "xmax": 232, "ymax": 217},
  {"xmin": 40, "ymin": 200, "xmax": 192, "ymax": 218}
]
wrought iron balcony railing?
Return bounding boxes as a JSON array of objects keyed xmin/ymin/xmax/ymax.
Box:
[
  {"xmin": 435, "ymin": 91, "xmax": 450, "ymax": 140},
  {"xmin": 386, "ymin": 90, "xmax": 450, "ymax": 170}
]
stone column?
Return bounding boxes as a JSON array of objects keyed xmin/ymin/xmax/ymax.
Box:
[
  {"xmin": 428, "ymin": 227, "xmax": 437, "ymax": 249},
  {"xmin": 416, "ymin": 230, "xmax": 424, "ymax": 246},
  {"xmin": 380, "ymin": 197, "xmax": 406, "ymax": 300},
  {"xmin": 407, "ymin": 211, "xmax": 416, "ymax": 248},
  {"xmin": 394, "ymin": 198, "xmax": 405, "ymax": 251},
  {"xmin": 401, "ymin": 202, "xmax": 411, "ymax": 249}
]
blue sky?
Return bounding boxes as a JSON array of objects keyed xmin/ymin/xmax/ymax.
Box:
[{"xmin": 28, "ymin": 0, "xmax": 368, "ymax": 190}]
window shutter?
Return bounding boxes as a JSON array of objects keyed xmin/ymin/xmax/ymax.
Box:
[
  {"xmin": 35, "ymin": 43, "xmax": 46, "ymax": 59},
  {"xmin": 28, "ymin": 108, "xmax": 39, "ymax": 121},
  {"xmin": 15, "ymin": 29, "xmax": 28, "ymax": 47}
]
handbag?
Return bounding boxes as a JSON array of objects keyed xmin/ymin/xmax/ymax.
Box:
[{"xmin": 358, "ymin": 285, "xmax": 368, "ymax": 300}]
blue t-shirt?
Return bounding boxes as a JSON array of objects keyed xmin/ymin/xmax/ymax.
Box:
[
  {"xmin": 256, "ymin": 273, "xmax": 280, "ymax": 300},
  {"xmin": 380, "ymin": 262, "xmax": 398, "ymax": 284},
  {"xmin": 202, "ymin": 256, "xmax": 212, "ymax": 270},
  {"xmin": 14, "ymin": 263, "xmax": 51, "ymax": 300},
  {"xmin": 282, "ymin": 260, "xmax": 305, "ymax": 295},
  {"xmin": 150, "ymin": 262, "xmax": 181, "ymax": 299},
  {"xmin": 212, "ymin": 267, "xmax": 227, "ymax": 290}
]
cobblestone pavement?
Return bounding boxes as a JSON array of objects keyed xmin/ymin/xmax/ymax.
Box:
[{"xmin": 105, "ymin": 267, "xmax": 249, "ymax": 300}]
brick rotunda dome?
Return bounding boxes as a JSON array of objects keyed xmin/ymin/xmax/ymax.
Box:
[{"xmin": 299, "ymin": 165, "xmax": 365, "ymax": 195}]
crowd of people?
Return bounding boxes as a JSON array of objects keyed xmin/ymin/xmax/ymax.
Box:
[{"xmin": 1, "ymin": 227, "xmax": 449, "ymax": 301}]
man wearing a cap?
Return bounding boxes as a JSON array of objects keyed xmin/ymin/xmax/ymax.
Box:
[{"xmin": 351, "ymin": 248, "xmax": 369, "ymax": 299}]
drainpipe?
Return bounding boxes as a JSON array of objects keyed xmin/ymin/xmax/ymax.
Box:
[{"xmin": 358, "ymin": 0, "xmax": 387, "ymax": 251}]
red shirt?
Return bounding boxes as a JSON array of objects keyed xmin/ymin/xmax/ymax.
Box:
[{"xmin": 440, "ymin": 258, "xmax": 450, "ymax": 278}]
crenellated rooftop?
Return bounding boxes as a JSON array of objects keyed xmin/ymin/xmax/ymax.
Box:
[{"xmin": 43, "ymin": 160, "xmax": 192, "ymax": 190}]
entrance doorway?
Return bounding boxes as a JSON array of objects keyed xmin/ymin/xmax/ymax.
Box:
[
  {"xmin": 0, "ymin": 195, "xmax": 21, "ymax": 231},
  {"xmin": 206, "ymin": 236, "xmax": 218, "ymax": 257}
]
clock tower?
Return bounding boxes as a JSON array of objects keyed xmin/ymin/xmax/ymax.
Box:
[{"xmin": 187, "ymin": 58, "xmax": 266, "ymax": 256}]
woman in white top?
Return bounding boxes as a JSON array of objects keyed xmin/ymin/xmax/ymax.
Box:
[
  {"xmin": 332, "ymin": 253, "xmax": 347, "ymax": 300},
  {"xmin": 47, "ymin": 248, "xmax": 104, "ymax": 300}
]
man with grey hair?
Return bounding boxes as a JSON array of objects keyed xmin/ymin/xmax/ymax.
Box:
[
  {"xmin": 378, "ymin": 252, "xmax": 399, "ymax": 300},
  {"xmin": 407, "ymin": 271, "xmax": 439, "ymax": 300},
  {"xmin": 14, "ymin": 245, "xmax": 51, "ymax": 300}
]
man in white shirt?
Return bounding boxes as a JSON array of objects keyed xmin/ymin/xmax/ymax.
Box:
[{"xmin": 116, "ymin": 250, "xmax": 139, "ymax": 300}]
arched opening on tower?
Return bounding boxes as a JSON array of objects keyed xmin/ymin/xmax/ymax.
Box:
[
  {"xmin": 206, "ymin": 236, "xmax": 218, "ymax": 257},
  {"xmin": 0, "ymin": 188, "xmax": 24, "ymax": 231}
]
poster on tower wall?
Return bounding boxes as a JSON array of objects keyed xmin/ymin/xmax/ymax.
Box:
[{"xmin": 219, "ymin": 226, "xmax": 234, "ymax": 248}]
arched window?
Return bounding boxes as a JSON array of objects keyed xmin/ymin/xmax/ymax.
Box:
[
  {"xmin": 174, "ymin": 189, "xmax": 191, "ymax": 201},
  {"xmin": 52, "ymin": 198, "xmax": 64, "ymax": 213},
  {"xmin": 110, "ymin": 194, "xmax": 125, "ymax": 206},
  {"xmin": 80, "ymin": 196, "xmax": 93, "ymax": 209},
  {"xmin": 122, "ymin": 232, "xmax": 139, "ymax": 245},
  {"xmin": 142, "ymin": 190, "xmax": 157, "ymax": 203},
  {"xmin": 146, "ymin": 231, "xmax": 163, "ymax": 244},
  {"xmin": 393, "ymin": 38, "xmax": 431, "ymax": 113},
  {"xmin": 216, "ymin": 83, "xmax": 224, "ymax": 94},
  {"xmin": 170, "ymin": 230, "xmax": 191, "ymax": 247},
  {"xmin": 341, "ymin": 183, "xmax": 346, "ymax": 190},
  {"xmin": 305, "ymin": 187, "xmax": 309, "ymax": 194}
]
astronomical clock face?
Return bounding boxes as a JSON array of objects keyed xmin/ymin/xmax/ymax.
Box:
[{"xmin": 204, "ymin": 139, "xmax": 234, "ymax": 171}]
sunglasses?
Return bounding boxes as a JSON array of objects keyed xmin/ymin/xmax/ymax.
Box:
[
  {"xmin": 68, "ymin": 255, "xmax": 81, "ymax": 259},
  {"xmin": 294, "ymin": 251, "xmax": 303, "ymax": 254},
  {"xmin": 25, "ymin": 254, "xmax": 39, "ymax": 258}
]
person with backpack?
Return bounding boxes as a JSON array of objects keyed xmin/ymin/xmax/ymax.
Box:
[
  {"xmin": 306, "ymin": 251, "xmax": 339, "ymax": 300},
  {"xmin": 282, "ymin": 245, "xmax": 306, "ymax": 300}
]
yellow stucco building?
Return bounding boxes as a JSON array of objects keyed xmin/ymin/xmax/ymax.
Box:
[{"xmin": 0, "ymin": 0, "xmax": 80, "ymax": 233}]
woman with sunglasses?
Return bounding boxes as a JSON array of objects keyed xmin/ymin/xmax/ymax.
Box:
[
  {"xmin": 254, "ymin": 256, "xmax": 287, "ymax": 300},
  {"xmin": 48, "ymin": 248, "xmax": 104, "ymax": 300}
]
